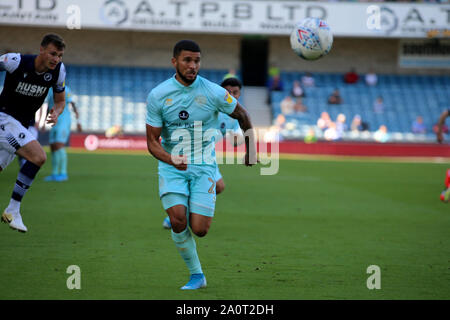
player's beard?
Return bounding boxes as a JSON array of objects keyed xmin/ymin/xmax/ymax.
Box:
[{"xmin": 176, "ymin": 66, "xmax": 197, "ymax": 85}]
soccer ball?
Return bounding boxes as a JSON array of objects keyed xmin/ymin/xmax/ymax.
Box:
[{"xmin": 290, "ymin": 18, "xmax": 333, "ymax": 61}]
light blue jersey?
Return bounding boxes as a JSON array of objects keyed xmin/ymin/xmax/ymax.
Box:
[
  {"xmin": 147, "ymin": 74, "xmax": 238, "ymax": 217},
  {"xmin": 47, "ymin": 86, "xmax": 73, "ymax": 128},
  {"xmin": 217, "ymin": 112, "xmax": 241, "ymax": 138},
  {"xmin": 47, "ymin": 86, "xmax": 73, "ymax": 144},
  {"xmin": 146, "ymin": 75, "xmax": 237, "ymax": 165}
]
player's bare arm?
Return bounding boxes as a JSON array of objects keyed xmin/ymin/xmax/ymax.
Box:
[
  {"xmin": 46, "ymin": 91, "xmax": 65, "ymax": 126},
  {"xmin": 229, "ymin": 102, "xmax": 257, "ymax": 166},
  {"xmin": 436, "ymin": 110, "xmax": 449, "ymax": 143},
  {"xmin": 146, "ymin": 124, "xmax": 187, "ymax": 171}
]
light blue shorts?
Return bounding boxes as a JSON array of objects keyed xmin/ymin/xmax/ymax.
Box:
[
  {"xmin": 159, "ymin": 162, "xmax": 217, "ymax": 217},
  {"xmin": 49, "ymin": 121, "xmax": 70, "ymax": 144},
  {"xmin": 215, "ymin": 165, "xmax": 222, "ymax": 182}
]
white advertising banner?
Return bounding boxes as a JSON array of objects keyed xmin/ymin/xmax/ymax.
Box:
[{"xmin": 0, "ymin": 0, "xmax": 448, "ymax": 38}]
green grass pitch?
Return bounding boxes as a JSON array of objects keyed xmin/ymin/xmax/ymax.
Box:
[{"xmin": 0, "ymin": 151, "xmax": 449, "ymax": 300}]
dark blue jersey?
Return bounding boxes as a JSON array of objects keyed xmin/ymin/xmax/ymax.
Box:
[{"xmin": 0, "ymin": 53, "xmax": 66, "ymax": 127}]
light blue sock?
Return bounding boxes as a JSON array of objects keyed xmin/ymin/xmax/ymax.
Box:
[
  {"xmin": 171, "ymin": 228, "xmax": 203, "ymax": 275},
  {"xmin": 59, "ymin": 148, "xmax": 67, "ymax": 175},
  {"xmin": 52, "ymin": 150, "xmax": 61, "ymax": 176}
]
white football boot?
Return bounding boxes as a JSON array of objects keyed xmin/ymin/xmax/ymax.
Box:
[{"xmin": 2, "ymin": 211, "xmax": 28, "ymax": 233}]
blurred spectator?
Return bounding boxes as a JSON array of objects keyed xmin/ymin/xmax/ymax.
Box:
[
  {"xmin": 412, "ymin": 116, "xmax": 427, "ymax": 134},
  {"xmin": 280, "ymin": 95, "xmax": 295, "ymax": 115},
  {"xmin": 267, "ymin": 74, "xmax": 284, "ymax": 92},
  {"xmin": 304, "ymin": 128, "xmax": 317, "ymax": 144},
  {"xmin": 328, "ymin": 88, "xmax": 343, "ymax": 105},
  {"xmin": 324, "ymin": 122, "xmax": 341, "ymax": 141},
  {"xmin": 294, "ymin": 97, "xmax": 308, "ymax": 113},
  {"xmin": 223, "ymin": 68, "xmax": 237, "ymax": 80},
  {"xmin": 350, "ymin": 114, "xmax": 369, "ymax": 132},
  {"xmin": 105, "ymin": 124, "xmax": 123, "ymax": 138},
  {"xmin": 373, "ymin": 96, "xmax": 384, "ymax": 114},
  {"xmin": 336, "ymin": 113, "xmax": 347, "ymax": 137},
  {"xmin": 274, "ymin": 113, "xmax": 286, "ymax": 130},
  {"xmin": 268, "ymin": 66, "xmax": 280, "ymax": 78},
  {"xmin": 291, "ymin": 80, "xmax": 305, "ymax": 98},
  {"xmin": 264, "ymin": 126, "xmax": 282, "ymax": 143},
  {"xmin": 374, "ymin": 125, "xmax": 390, "ymax": 143},
  {"xmin": 317, "ymin": 111, "xmax": 332, "ymax": 131},
  {"xmin": 301, "ymin": 72, "xmax": 315, "ymax": 88},
  {"xmin": 365, "ymin": 69, "xmax": 378, "ymax": 86},
  {"xmin": 344, "ymin": 68, "xmax": 359, "ymax": 84}
]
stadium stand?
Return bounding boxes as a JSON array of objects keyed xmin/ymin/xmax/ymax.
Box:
[
  {"xmin": 271, "ymin": 72, "xmax": 450, "ymax": 142},
  {"xmin": 64, "ymin": 65, "xmax": 228, "ymax": 134}
]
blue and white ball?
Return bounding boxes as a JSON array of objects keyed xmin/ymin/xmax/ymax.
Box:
[{"xmin": 290, "ymin": 18, "xmax": 333, "ymax": 61}]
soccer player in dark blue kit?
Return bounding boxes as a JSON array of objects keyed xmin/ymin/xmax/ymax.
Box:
[{"xmin": 0, "ymin": 34, "xmax": 67, "ymax": 232}]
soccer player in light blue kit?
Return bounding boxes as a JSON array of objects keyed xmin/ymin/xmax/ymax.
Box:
[
  {"xmin": 44, "ymin": 86, "xmax": 81, "ymax": 182},
  {"xmin": 146, "ymin": 40, "xmax": 257, "ymax": 290},
  {"xmin": 162, "ymin": 77, "xmax": 244, "ymax": 229}
]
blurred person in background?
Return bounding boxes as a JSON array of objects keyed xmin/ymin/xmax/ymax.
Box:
[
  {"xmin": 317, "ymin": 111, "xmax": 332, "ymax": 131},
  {"xmin": 412, "ymin": 115, "xmax": 426, "ymax": 134},
  {"xmin": 350, "ymin": 114, "xmax": 369, "ymax": 132},
  {"xmin": 293, "ymin": 97, "xmax": 308, "ymax": 113},
  {"xmin": 328, "ymin": 88, "xmax": 343, "ymax": 105},
  {"xmin": 344, "ymin": 67, "xmax": 359, "ymax": 84},
  {"xmin": 365, "ymin": 69, "xmax": 378, "ymax": 86},
  {"xmin": 44, "ymin": 86, "xmax": 81, "ymax": 182},
  {"xmin": 280, "ymin": 95, "xmax": 295, "ymax": 115},
  {"xmin": 291, "ymin": 80, "xmax": 305, "ymax": 98},
  {"xmin": 373, "ymin": 96, "xmax": 384, "ymax": 114},
  {"xmin": 301, "ymin": 72, "xmax": 315, "ymax": 88},
  {"xmin": 374, "ymin": 125, "xmax": 390, "ymax": 143}
]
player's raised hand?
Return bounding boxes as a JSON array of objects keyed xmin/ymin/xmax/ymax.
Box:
[
  {"xmin": 171, "ymin": 155, "xmax": 188, "ymax": 171},
  {"xmin": 46, "ymin": 108, "xmax": 59, "ymax": 126}
]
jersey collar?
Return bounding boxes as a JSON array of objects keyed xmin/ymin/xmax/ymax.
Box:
[{"xmin": 172, "ymin": 74, "xmax": 200, "ymax": 89}]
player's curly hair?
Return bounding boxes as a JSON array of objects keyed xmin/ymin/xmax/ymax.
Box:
[
  {"xmin": 173, "ymin": 40, "xmax": 201, "ymax": 58},
  {"xmin": 220, "ymin": 77, "xmax": 242, "ymax": 89}
]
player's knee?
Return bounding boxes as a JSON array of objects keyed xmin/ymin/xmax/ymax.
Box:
[
  {"xmin": 32, "ymin": 152, "xmax": 47, "ymax": 167},
  {"xmin": 170, "ymin": 215, "xmax": 187, "ymax": 233},
  {"xmin": 192, "ymin": 225, "xmax": 209, "ymax": 237}
]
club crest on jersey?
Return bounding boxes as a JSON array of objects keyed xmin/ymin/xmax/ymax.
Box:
[
  {"xmin": 44, "ymin": 73, "xmax": 52, "ymax": 81},
  {"xmin": 164, "ymin": 98, "xmax": 173, "ymax": 106},
  {"xmin": 195, "ymin": 95, "xmax": 207, "ymax": 105},
  {"xmin": 179, "ymin": 110, "xmax": 189, "ymax": 120}
]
